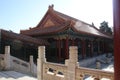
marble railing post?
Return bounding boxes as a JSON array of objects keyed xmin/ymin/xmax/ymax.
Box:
[
  {"xmin": 30, "ymin": 55, "xmax": 35, "ymax": 75},
  {"xmin": 65, "ymin": 46, "xmax": 78, "ymax": 80},
  {"xmin": 4, "ymin": 46, "xmax": 11, "ymax": 70},
  {"xmin": 96, "ymin": 61, "xmax": 101, "ymax": 69},
  {"xmin": 37, "ymin": 46, "xmax": 46, "ymax": 80}
]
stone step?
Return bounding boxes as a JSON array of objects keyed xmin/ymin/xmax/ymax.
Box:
[
  {"xmin": 2, "ymin": 71, "xmax": 27, "ymax": 79},
  {"xmin": 0, "ymin": 71, "xmax": 37, "ymax": 80},
  {"xmin": 0, "ymin": 72, "xmax": 9, "ymax": 78}
]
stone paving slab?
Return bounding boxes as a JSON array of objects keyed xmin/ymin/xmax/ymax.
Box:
[
  {"xmin": 0, "ymin": 71, "xmax": 37, "ymax": 80},
  {"xmin": 0, "ymin": 72, "xmax": 9, "ymax": 78}
]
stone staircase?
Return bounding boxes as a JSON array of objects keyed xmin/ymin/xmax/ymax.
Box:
[{"xmin": 0, "ymin": 71, "xmax": 37, "ymax": 80}]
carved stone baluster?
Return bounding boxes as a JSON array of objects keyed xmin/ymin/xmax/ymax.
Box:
[
  {"xmin": 54, "ymin": 70, "xmax": 57, "ymax": 76},
  {"xmin": 4, "ymin": 46, "xmax": 11, "ymax": 70},
  {"xmin": 110, "ymin": 76, "xmax": 114, "ymax": 80},
  {"xmin": 94, "ymin": 77, "xmax": 100, "ymax": 80},
  {"xmin": 79, "ymin": 74, "xmax": 84, "ymax": 80}
]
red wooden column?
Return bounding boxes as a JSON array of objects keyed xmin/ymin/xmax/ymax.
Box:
[
  {"xmin": 72, "ymin": 39, "xmax": 75, "ymax": 46},
  {"xmin": 56, "ymin": 39, "xmax": 61, "ymax": 62},
  {"xmin": 102, "ymin": 41, "xmax": 105, "ymax": 53},
  {"xmin": 81, "ymin": 39, "xmax": 86, "ymax": 59},
  {"xmin": 97, "ymin": 40, "xmax": 100, "ymax": 55},
  {"xmin": 104, "ymin": 42, "xmax": 107, "ymax": 53},
  {"xmin": 99, "ymin": 41, "xmax": 101, "ymax": 54},
  {"xmin": 65, "ymin": 37, "xmax": 69, "ymax": 59},
  {"xmin": 113, "ymin": 0, "xmax": 120, "ymax": 79},
  {"xmin": 90, "ymin": 40, "xmax": 93, "ymax": 57}
]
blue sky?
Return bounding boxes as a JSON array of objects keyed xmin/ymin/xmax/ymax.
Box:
[{"xmin": 0, "ymin": 0, "xmax": 113, "ymax": 33}]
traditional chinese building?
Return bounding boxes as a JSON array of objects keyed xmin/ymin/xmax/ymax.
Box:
[
  {"xmin": 20, "ymin": 5, "xmax": 113, "ymax": 62},
  {"xmin": 0, "ymin": 29, "xmax": 49, "ymax": 62}
]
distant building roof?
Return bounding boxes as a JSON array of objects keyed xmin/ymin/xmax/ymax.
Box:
[{"xmin": 0, "ymin": 29, "xmax": 49, "ymax": 45}]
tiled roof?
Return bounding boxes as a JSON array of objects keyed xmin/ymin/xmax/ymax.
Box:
[
  {"xmin": 54, "ymin": 10, "xmax": 112, "ymax": 39},
  {"xmin": 20, "ymin": 6, "xmax": 112, "ymax": 39},
  {"xmin": 0, "ymin": 29, "xmax": 49, "ymax": 45}
]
